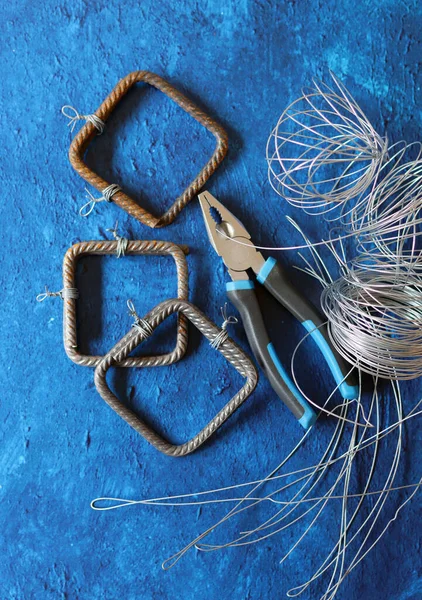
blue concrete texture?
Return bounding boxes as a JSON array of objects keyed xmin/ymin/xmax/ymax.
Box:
[{"xmin": 1, "ymin": 1, "xmax": 421, "ymax": 598}]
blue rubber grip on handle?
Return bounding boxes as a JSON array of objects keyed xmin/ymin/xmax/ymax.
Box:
[
  {"xmin": 226, "ymin": 280, "xmax": 316, "ymax": 430},
  {"xmin": 267, "ymin": 343, "xmax": 317, "ymax": 429},
  {"xmin": 257, "ymin": 257, "xmax": 358, "ymax": 400}
]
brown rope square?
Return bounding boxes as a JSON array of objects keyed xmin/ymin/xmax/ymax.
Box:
[
  {"xmin": 67, "ymin": 70, "xmax": 228, "ymax": 228},
  {"xmin": 94, "ymin": 299, "xmax": 258, "ymax": 456}
]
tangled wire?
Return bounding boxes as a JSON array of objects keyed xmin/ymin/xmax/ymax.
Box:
[
  {"xmin": 267, "ymin": 72, "xmax": 422, "ymax": 382},
  {"xmin": 92, "ymin": 73, "xmax": 422, "ymax": 600}
]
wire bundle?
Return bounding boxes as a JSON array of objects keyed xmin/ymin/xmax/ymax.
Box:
[
  {"xmin": 266, "ymin": 73, "xmax": 387, "ymax": 218},
  {"xmin": 352, "ymin": 142, "xmax": 422, "ymax": 260},
  {"xmin": 321, "ymin": 268, "xmax": 422, "ymax": 380},
  {"xmin": 266, "ymin": 73, "xmax": 422, "ymax": 381}
]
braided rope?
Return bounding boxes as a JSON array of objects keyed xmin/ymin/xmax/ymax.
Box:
[{"xmin": 94, "ymin": 299, "xmax": 258, "ymax": 457}]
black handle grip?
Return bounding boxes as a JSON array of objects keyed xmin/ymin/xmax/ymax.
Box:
[
  {"xmin": 227, "ymin": 282, "xmax": 316, "ymax": 429},
  {"xmin": 257, "ymin": 258, "xmax": 358, "ymax": 399}
]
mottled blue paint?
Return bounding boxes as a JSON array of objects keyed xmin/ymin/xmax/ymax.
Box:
[{"xmin": 1, "ymin": 1, "xmax": 422, "ymax": 599}]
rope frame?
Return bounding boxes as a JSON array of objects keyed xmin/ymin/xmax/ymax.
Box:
[
  {"xmin": 67, "ymin": 70, "xmax": 229, "ymax": 228},
  {"xmin": 94, "ymin": 299, "xmax": 259, "ymax": 457},
  {"xmin": 62, "ymin": 239, "xmax": 190, "ymax": 367}
]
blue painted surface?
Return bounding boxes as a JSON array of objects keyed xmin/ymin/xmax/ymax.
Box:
[{"xmin": 1, "ymin": 1, "xmax": 422, "ymax": 599}]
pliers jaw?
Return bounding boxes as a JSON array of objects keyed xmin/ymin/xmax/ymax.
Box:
[{"xmin": 198, "ymin": 191, "xmax": 265, "ymax": 280}]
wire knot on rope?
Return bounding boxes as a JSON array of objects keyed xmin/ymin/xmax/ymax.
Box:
[
  {"xmin": 80, "ymin": 184, "xmax": 121, "ymax": 217},
  {"xmin": 127, "ymin": 300, "xmax": 154, "ymax": 339},
  {"xmin": 107, "ymin": 221, "xmax": 129, "ymax": 258},
  {"xmin": 61, "ymin": 105, "xmax": 105, "ymax": 134},
  {"xmin": 210, "ymin": 303, "xmax": 238, "ymax": 349},
  {"xmin": 36, "ymin": 286, "xmax": 79, "ymax": 302}
]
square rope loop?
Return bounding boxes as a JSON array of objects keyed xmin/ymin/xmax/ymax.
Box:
[
  {"xmin": 68, "ymin": 70, "xmax": 228, "ymax": 228},
  {"xmin": 94, "ymin": 299, "xmax": 258, "ymax": 457}
]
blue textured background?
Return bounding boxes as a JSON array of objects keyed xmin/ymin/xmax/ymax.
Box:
[{"xmin": 2, "ymin": 1, "xmax": 421, "ymax": 598}]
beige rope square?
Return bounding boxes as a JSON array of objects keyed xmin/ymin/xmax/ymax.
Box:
[{"xmin": 62, "ymin": 239, "xmax": 189, "ymax": 367}]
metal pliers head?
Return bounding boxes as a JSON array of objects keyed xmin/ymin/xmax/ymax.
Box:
[{"xmin": 198, "ymin": 191, "xmax": 265, "ymax": 281}]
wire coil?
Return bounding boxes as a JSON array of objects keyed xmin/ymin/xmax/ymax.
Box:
[
  {"xmin": 266, "ymin": 72, "xmax": 387, "ymax": 218},
  {"xmin": 321, "ymin": 267, "xmax": 422, "ymax": 380}
]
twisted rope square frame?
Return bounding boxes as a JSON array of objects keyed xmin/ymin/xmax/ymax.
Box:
[
  {"xmin": 94, "ymin": 299, "xmax": 258, "ymax": 457},
  {"xmin": 62, "ymin": 239, "xmax": 189, "ymax": 367},
  {"xmin": 68, "ymin": 70, "xmax": 228, "ymax": 228}
]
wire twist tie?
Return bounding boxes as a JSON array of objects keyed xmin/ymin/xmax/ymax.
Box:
[
  {"xmin": 61, "ymin": 105, "xmax": 105, "ymax": 134},
  {"xmin": 80, "ymin": 184, "xmax": 121, "ymax": 217},
  {"xmin": 380, "ymin": 135, "xmax": 390, "ymax": 163},
  {"xmin": 210, "ymin": 303, "xmax": 238, "ymax": 349},
  {"xmin": 107, "ymin": 221, "xmax": 129, "ymax": 258},
  {"xmin": 37, "ymin": 286, "xmax": 79, "ymax": 302},
  {"xmin": 127, "ymin": 300, "xmax": 154, "ymax": 339}
]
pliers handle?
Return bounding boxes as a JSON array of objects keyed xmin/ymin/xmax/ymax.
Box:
[
  {"xmin": 199, "ymin": 191, "xmax": 358, "ymax": 430},
  {"xmin": 227, "ymin": 259, "xmax": 358, "ymax": 429}
]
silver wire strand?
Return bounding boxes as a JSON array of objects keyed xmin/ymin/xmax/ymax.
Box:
[{"xmin": 90, "ymin": 73, "xmax": 422, "ymax": 599}]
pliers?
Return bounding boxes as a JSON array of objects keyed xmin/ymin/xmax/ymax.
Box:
[{"xmin": 199, "ymin": 191, "xmax": 358, "ymax": 430}]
